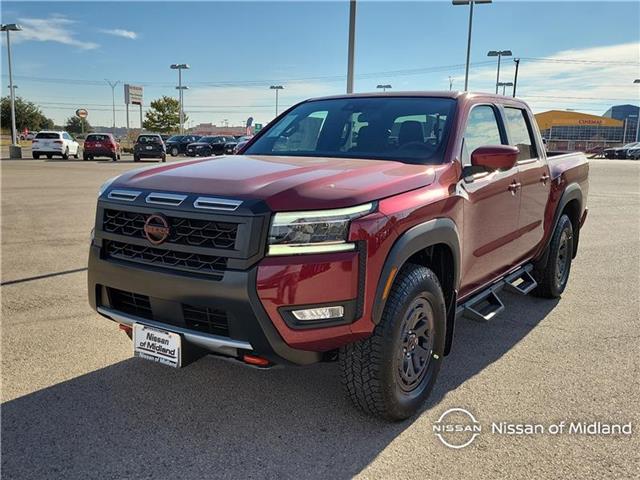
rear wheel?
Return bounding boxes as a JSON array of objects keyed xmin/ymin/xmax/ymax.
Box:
[
  {"xmin": 171, "ymin": 147, "xmax": 179, "ymax": 156},
  {"xmin": 62, "ymin": 147, "xmax": 69, "ymax": 160},
  {"xmin": 133, "ymin": 154, "xmax": 140, "ymax": 162},
  {"xmin": 533, "ymin": 214, "xmax": 574, "ymax": 298},
  {"xmin": 83, "ymin": 154, "xmax": 88, "ymax": 161},
  {"xmin": 73, "ymin": 147, "xmax": 80, "ymax": 159},
  {"xmin": 46, "ymin": 154, "xmax": 52, "ymax": 159},
  {"xmin": 161, "ymin": 153, "xmax": 167, "ymax": 162},
  {"xmin": 339, "ymin": 264, "xmax": 446, "ymax": 421},
  {"xmin": 33, "ymin": 153, "xmax": 40, "ymax": 159}
]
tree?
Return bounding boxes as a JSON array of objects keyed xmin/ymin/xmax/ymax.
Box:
[
  {"xmin": 142, "ymin": 96, "xmax": 186, "ymax": 134},
  {"xmin": 1, "ymin": 96, "xmax": 55, "ymax": 132},
  {"xmin": 65, "ymin": 116, "xmax": 91, "ymax": 134}
]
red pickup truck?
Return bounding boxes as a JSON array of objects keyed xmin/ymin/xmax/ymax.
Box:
[{"xmin": 88, "ymin": 92, "xmax": 588, "ymax": 420}]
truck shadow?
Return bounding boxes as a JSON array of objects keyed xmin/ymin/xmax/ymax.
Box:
[{"xmin": 1, "ymin": 292, "xmax": 558, "ymax": 479}]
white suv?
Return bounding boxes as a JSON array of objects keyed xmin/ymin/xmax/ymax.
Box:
[{"xmin": 32, "ymin": 131, "xmax": 81, "ymax": 160}]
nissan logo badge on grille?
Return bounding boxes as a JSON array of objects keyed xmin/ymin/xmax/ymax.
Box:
[{"xmin": 144, "ymin": 214, "xmax": 170, "ymax": 245}]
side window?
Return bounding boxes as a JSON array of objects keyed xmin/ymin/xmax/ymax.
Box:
[
  {"xmin": 504, "ymin": 107, "xmax": 537, "ymax": 161},
  {"xmin": 63, "ymin": 133, "xmax": 71, "ymax": 140},
  {"xmin": 462, "ymin": 106, "xmax": 503, "ymax": 165}
]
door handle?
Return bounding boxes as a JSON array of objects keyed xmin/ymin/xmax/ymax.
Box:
[
  {"xmin": 540, "ymin": 173, "xmax": 550, "ymax": 184},
  {"xmin": 508, "ymin": 182, "xmax": 521, "ymax": 194}
]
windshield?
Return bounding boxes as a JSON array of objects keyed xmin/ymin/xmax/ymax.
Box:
[{"xmin": 245, "ymin": 96, "xmax": 456, "ymax": 163}]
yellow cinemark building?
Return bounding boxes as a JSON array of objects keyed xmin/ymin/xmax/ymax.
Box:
[{"xmin": 535, "ymin": 110, "xmax": 624, "ymax": 142}]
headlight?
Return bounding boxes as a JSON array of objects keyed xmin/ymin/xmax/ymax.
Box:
[
  {"xmin": 267, "ymin": 203, "xmax": 375, "ymax": 256},
  {"xmin": 98, "ymin": 175, "xmax": 118, "ymax": 198}
]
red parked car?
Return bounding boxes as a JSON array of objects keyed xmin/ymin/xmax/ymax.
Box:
[
  {"xmin": 89, "ymin": 92, "xmax": 588, "ymax": 420},
  {"xmin": 83, "ymin": 133, "xmax": 121, "ymax": 161}
]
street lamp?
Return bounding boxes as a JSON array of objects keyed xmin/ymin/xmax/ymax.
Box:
[
  {"xmin": 488, "ymin": 50, "xmax": 512, "ymax": 94},
  {"xmin": 452, "ymin": 1, "xmax": 492, "ymax": 91},
  {"xmin": 170, "ymin": 63, "xmax": 190, "ymax": 134},
  {"xmin": 497, "ymin": 81, "xmax": 513, "ymax": 95},
  {"xmin": 346, "ymin": 0, "xmax": 357, "ymax": 94},
  {"xmin": 2, "ymin": 23, "xmax": 23, "ymax": 157},
  {"xmin": 376, "ymin": 84, "xmax": 392, "ymax": 92},
  {"xmin": 270, "ymin": 85, "xmax": 284, "ymax": 117}
]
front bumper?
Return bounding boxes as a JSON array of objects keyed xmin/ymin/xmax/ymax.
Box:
[{"xmin": 88, "ymin": 244, "xmax": 323, "ymax": 365}]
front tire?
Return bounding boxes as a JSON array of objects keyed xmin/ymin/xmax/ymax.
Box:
[
  {"xmin": 133, "ymin": 154, "xmax": 140, "ymax": 162},
  {"xmin": 161, "ymin": 153, "xmax": 167, "ymax": 162},
  {"xmin": 532, "ymin": 214, "xmax": 574, "ymax": 298},
  {"xmin": 33, "ymin": 153, "xmax": 40, "ymax": 159},
  {"xmin": 171, "ymin": 147, "xmax": 179, "ymax": 156},
  {"xmin": 340, "ymin": 264, "xmax": 446, "ymax": 421}
]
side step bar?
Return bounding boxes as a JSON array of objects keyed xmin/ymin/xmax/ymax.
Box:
[{"xmin": 457, "ymin": 264, "xmax": 538, "ymax": 322}]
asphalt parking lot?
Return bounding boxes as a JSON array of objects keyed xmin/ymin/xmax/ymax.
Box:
[{"xmin": 1, "ymin": 157, "xmax": 639, "ymax": 479}]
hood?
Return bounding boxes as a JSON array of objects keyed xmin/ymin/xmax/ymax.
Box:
[{"xmin": 113, "ymin": 155, "xmax": 438, "ymax": 210}]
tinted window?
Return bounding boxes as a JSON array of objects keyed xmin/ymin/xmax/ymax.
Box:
[
  {"xmin": 245, "ymin": 97, "xmax": 456, "ymax": 164},
  {"xmin": 137, "ymin": 135, "xmax": 161, "ymax": 144},
  {"xmin": 86, "ymin": 134, "xmax": 109, "ymax": 142},
  {"xmin": 35, "ymin": 132, "xmax": 61, "ymax": 139},
  {"xmin": 462, "ymin": 106, "xmax": 503, "ymax": 165},
  {"xmin": 504, "ymin": 107, "xmax": 537, "ymax": 161},
  {"xmin": 167, "ymin": 135, "xmax": 183, "ymax": 142}
]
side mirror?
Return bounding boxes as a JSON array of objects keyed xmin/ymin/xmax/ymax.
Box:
[{"xmin": 471, "ymin": 145, "xmax": 519, "ymax": 171}]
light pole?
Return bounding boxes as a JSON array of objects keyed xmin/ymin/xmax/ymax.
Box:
[
  {"xmin": 488, "ymin": 50, "xmax": 512, "ymax": 94},
  {"xmin": 448, "ymin": 76, "xmax": 454, "ymax": 90},
  {"xmin": 376, "ymin": 84, "xmax": 392, "ymax": 92},
  {"xmin": 171, "ymin": 63, "xmax": 190, "ymax": 134},
  {"xmin": 270, "ymin": 85, "xmax": 283, "ymax": 117},
  {"xmin": 497, "ymin": 81, "xmax": 513, "ymax": 95},
  {"xmin": 452, "ymin": 1, "xmax": 492, "ymax": 92},
  {"xmin": 512, "ymin": 58, "xmax": 520, "ymax": 97},
  {"xmin": 105, "ymin": 79, "xmax": 120, "ymax": 135},
  {"xmin": 2, "ymin": 23, "xmax": 22, "ymax": 157},
  {"xmin": 346, "ymin": 0, "xmax": 357, "ymax": 94}
]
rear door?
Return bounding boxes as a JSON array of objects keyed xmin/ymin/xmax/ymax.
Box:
[
  {"xmin": 459, "ymin": 104, "xmax": 522, "ymax": 296},
  {"xmin": 503, "ymin": 106, "xmax": 550, "ymax": 259}
]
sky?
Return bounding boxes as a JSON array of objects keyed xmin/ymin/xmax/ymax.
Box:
[{"xmin": 1, "ymin": 0, "xmax": 639, "ymax": 128}]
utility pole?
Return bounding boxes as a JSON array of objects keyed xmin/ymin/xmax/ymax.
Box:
[
  {"xmin": 105, "ymin": 79, "xmax": 120, "ymax": 134},
  {"xmin": 512, "ymin": 58, "xmax": 520, "ymax": 97},
  {"xmin": 346, "ymin": 0, "xmax": 357, "ymax": 94},
  {"xmin": 449, "ymin": 76, "xmax": 454, "ymax": 90}
]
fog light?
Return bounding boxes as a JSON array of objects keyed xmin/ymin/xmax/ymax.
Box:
[{"xmin": 291, "ymin": 306, "xmax": 344, "ymax": 321}]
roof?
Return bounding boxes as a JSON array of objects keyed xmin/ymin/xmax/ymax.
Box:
[{"xmin": 304, "ymin": 91, "xmax": 523, "ymax": 102}]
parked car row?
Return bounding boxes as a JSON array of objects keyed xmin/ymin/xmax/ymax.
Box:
[{"xmin": 603, "ymin": 142, "xmax": 640, "ymax": 159}]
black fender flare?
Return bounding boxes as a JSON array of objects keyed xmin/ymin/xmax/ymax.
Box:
[
  {"xmin": 537, "ymin": 183, "xmax": 583, "ymax": 266},
  {"xmin": 372, "ymin": 216, "xmax": 461, "ymax": 329}
]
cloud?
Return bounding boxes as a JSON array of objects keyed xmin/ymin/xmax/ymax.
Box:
[
  {"xmin": 100, "ymin": 29, "xmax": 138, "ymax": 40},
  {"xmin": 14, "ymin": 16, "xmax": 98, "ymax": 50},
  {"xmin": 465, "ymin": 42, "xmax": 640, "ymax": 114}
]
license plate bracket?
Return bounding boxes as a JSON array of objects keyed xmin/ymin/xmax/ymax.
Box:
[{"xmin": 133, "ymin": 324, "xmax": 182, "ymax": 368}]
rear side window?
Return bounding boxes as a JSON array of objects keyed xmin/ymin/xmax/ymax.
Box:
[
  {"xmin": 35, "ymin": 132, "xmax": 60, "ymax": 139},
  {"xmin": 86, "ymin": 134, "xmax": 109, "ymax": 142},
  {"xmin": 504, "ymin": 107, "xmax": 537, "ymax": 161},
  {"xmin": 462, "ymin": 106, "xmax": 503, "ymax": 165}
]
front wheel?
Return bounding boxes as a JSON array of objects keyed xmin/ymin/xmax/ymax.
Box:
[
  {"xmin": 340, "ymin": 264, "xmax": 446, "ymax": 421},
  {"xmin": 532, "ymin": 214, "xmax": 574, "ymax": 298},
  {"xmin": 133, "ymin": 154, "xmax": 140, "ymax": 162},
  {"xmin": 161, "ymin": 153, "xmax": 167, "ymax": 162},
  {"xmin": 33, "ymin": 153, "xmax": 40, "ymax": 159},
  {"xmin": 171, "ymin": 147, "xmax": 179, "ymax": 156}
]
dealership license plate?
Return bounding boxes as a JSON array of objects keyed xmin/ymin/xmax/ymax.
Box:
[
  {"xmin": 146, "ymin": 145, "xmax": 153, "ymax": 150},
  {"xmin": 133, "ymin": 324, "xmax": 181, "ymax": 368},
  {"xmin": 95, "ymin": 143, "xmax": 102, "ymax": 147}
]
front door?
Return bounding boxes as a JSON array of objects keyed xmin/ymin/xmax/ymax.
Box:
[{"xmin": 459, "ymin": 105, "xmax": 522, "ymax": 298}]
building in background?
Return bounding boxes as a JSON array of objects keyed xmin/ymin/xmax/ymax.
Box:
[
  {"xmin": 188, "ymin": 123, "xmax": 248, "ymax": 137},
  {"xmin": 603, "ymin": 104, "xmax": 639, "ymax": 143},
  {"xmin": 535, "ymin": 110, "xmax": 624, "ymax": 153}
]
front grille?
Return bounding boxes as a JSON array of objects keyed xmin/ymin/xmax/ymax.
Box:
[
  {"xmin": 183, "ymin": 304, "xmax": 229, "ymax": 336},
  {"xmin": 103, "ymin": 209, "xmax": 238, "ymax": 250},
  {"xmin": 105, "ymin": 240, "xmax": 226, "ymax": 278},
  {"xmin": 108, "ymin": 288, "xmax": 152, "ymax": 319}
]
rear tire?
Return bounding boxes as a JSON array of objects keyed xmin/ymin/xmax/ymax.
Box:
[
  {"xmin": 33, "ymin": 153, "xmax": 40, "ymax": 159},
  {"xmin": 83, "ymin": 154, "xmax": 88, "ymax": 161},
  {"xmin": 62, "ymin": 147, "xmax": 69, "ymax": 160},
  {"xmin": 171, "ymin": 147, "xmax": 179, "ymax": 156},
  {"xmin": 73, "ymin": 148, "xmax": 79, "ymax": 159},
  {"xmin": 161, "ymin": 153, "xmax": 167, "ymax": 162},
  {"xmin": 339, "ymin": 264, "xmax": 446, "ymax": 421},
  {"xmin": 46, "ymin": 154, "xmax": 52, "ymax": 159},
  {"xmin": 532, "ymin": 214, "xmax": 574, "ymax": 298},
  {"xmin": 133, "ymin": 154, "xmax": 140, "ymax": 162}
]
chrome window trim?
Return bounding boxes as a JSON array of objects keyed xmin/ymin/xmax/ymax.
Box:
[
  {"xmin": 145, "ymin": 192, "xmax": 188, "ymax": 206},
  {"xmin": 193, "ymin": 197, "xmax": 243, "ymax": 211}
]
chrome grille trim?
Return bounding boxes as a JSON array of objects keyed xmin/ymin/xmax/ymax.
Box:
[
  {"xmin": 145, "ymin": 192, "xmax": 188, "ymax": 206},
  {"xmin": 108, "ymin": 190, "xmax": 142, "ymax": 202},
  {"xmin": 194, "ymin": 196, "xmax": 242, "ymax": 211}
]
